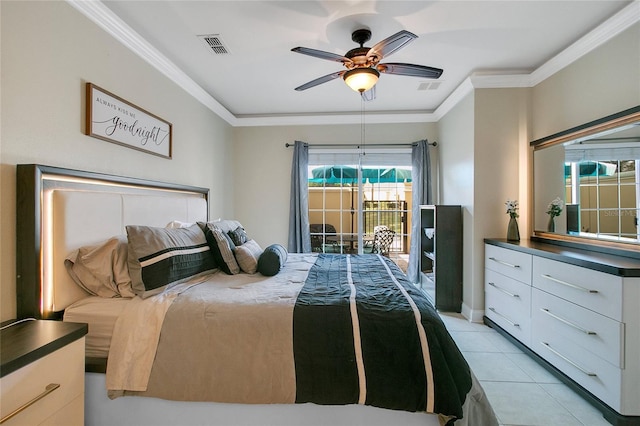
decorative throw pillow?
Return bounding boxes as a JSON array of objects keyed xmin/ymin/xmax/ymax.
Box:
[
  {"xmin": 228, "ymin": 226, "xmax": 249, "ymax": 246},
  {"xmin": 126, "ymin": 224, "xmax": 217, "ymax": 298},
  {"xmin": 257, "ymin": 244, "xmax": 288, "ymax": 276},
  {"xmin": 202, "ymin": 223, "xmax": 241, "ymax": 275},
  {"xmin": 234, "ymin": 239, "xmax": 263, "ymax": 274},
  {"xmin": 65, "ymin": 235, "xmax": 134, "ymax": 298}
]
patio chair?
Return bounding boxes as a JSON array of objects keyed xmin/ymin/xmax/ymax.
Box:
[
  {"xmin": 372, "ymin": 225, "xmax": 396, "ymax": 257},
  {"xmin": 309, "ymin": 223, "xmax": 338, "ymax": 253}
]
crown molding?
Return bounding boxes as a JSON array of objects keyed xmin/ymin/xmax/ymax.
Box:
[
  {"xmin": 530, "ymin": 1, "xmax": 640, "ymax": 86},
  {"xmin": 67, "ymin": 0, "xmax": 639, "ymax": 127},
  {"xmin": 235, "ymin": 111, "xmax": 439, "ymax": 126}
]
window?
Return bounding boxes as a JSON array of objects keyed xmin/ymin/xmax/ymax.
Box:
[{"xmin": 565, "ymin": 159, "xmax": 639, "ymax": 240}]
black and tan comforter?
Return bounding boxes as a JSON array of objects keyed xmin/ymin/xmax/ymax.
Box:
[{"xmin": 106, "ymin": 253, "xmax": 496, "ymax": 425}]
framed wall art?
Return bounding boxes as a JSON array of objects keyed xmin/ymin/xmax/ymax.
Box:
[{"xmin": 86, "ymin": 83, "xmax": 172, "ymax": 158}]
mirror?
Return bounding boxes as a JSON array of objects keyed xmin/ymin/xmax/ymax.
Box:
[{"xmin": 532, "ymin": 106, "xmax": 640, "ymax": 246}]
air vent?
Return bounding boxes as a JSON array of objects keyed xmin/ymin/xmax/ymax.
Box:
[
  {"xmin": 417, "ymin": 81, "xmax": 441, "ymax": 91},
  {"xmin": 199, "ymin": 34, "xmax": 230, "ymax": 55}
]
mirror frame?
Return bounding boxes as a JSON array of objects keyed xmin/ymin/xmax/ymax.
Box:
[{"xmin": 530, "ymin": 105, "xmax": 640, "ymax": 253}]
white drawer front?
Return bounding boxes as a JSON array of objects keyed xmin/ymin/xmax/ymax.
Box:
[
  {"xmin": 531, "ymin": 328, "xmax": 622, "ymax": 412},
  {"xmin": 0, "ymin": 338, "xmax": 84, "ymax": 426},
  {"xmin": 532, "ymin": 257, "xmax": 622, "ymax": 321},
  {"xmin": 532, "ymin": 288, "xmax": 624, "ymax": 368},
  {"xmin": 485, "ymin": 269, "xmax": 532, "ymax": 346},
  {"xmin": 485, "ymin": 244, "xmax": 532, "ymax": 284}
]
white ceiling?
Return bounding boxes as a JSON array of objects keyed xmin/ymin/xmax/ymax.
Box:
[{"xmin": 73, "ymin": 1, "xmax": 637, "ymax": 126}]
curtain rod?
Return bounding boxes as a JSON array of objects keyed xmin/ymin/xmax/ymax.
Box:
[{"xmin": 285, "ymin": 141, "xmax": 437, "ymax": 148}]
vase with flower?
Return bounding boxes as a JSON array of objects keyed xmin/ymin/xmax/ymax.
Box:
[
  {"xmin": 505, "ymin": 199, "xmax": 520, "ymax": 241},
  {"xmin": 546, "ymin": 197, "xmax": 564, "ymax": 232}
]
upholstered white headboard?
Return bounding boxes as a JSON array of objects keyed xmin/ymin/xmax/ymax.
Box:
[{"xmin": 16, "ymin": 165, "xmax": 209, "ymax": 319}]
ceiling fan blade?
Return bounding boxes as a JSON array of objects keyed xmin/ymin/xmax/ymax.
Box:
[
  {"xmin": 361, "ymin": 85, "xmax": 376, "ymax": 102},
  {"xmin": 292, "ymin": 47, "xmax": 353, "ymax": 65},
  {"xmin": 377, "ymin": 63, "xmax": 443, "ymax": 79},
  {"xmin": 366, "ymin": 30, "xmax": 417, "ymax": 60},
  {"xmin": 294, "ymin": 71, "xmax": 345, "ymax": 91}
]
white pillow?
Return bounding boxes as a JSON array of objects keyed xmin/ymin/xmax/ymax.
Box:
[{"xmin": 234, "ymin": 240, "xmax": 263, "ymax": 274}]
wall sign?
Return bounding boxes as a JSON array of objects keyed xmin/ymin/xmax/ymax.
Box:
[{"xmin": 86, "ymin": 83, "xmax": 172, "ymax": 158}]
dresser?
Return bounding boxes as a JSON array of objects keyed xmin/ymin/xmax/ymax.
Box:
[
  {"xmin": 484, "ymin": 239, "xmax": 640, "ymax": 426},
  {"xmin": 0, "ymin": 320, "xmax": 87, "ymax": 426}
]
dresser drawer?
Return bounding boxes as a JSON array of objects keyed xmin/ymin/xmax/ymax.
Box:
[
  {"xmin": 532, "ymin": 288, "xmax": 624, "ymax": 368},
  {"xmin": 0, "ymin": 338, "xmax": 84, "ymax": 426},
  {"xmin": 485, "ymin": 244, "xmax": 532, "ymax": 284},
  {"xmin": 532, "ymin": 257, "xmax": 622, "ymax": 321},
  {"xmin": 531, "ymin": 328, "xmax": 622, "ymax": 412},
  {"xmin": 485, "ymin": 269, "xmax": 532, "ymax": 346}
]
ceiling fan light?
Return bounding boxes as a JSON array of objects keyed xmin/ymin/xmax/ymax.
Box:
[{"xmin": 343, "ymin": 68, "xmax": 380, "ymax": 93}]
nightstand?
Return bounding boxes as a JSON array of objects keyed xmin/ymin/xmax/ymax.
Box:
[{"xmin": 0, "ymin": 320, "xmax": 87, "ymax": 425}]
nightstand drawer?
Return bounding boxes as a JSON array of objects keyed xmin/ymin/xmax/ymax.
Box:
[
  {"xmin": 485, "ymin": 245, "xmax": 532, "ymax": 284},
  {"xmin": 485, "ymin": 269, "xmax": 532, "ymax": 346},
  {"xmin": 532, "ymin": 288, "xmax": 623, "ymax": 368},
  {"xmin": 532, "ymin": 257, "xmax": 622, "ymax": 321},
  {"xmin": 0, "ymin": 338, "xmax": 84, "ymax": 426}
]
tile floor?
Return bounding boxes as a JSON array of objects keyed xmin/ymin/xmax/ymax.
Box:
[{"xmin": 438, "ymin": 312, "xmax": 612, "ymax": 426}]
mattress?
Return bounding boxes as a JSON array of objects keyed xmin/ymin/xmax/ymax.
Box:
[{"xmin": 63, "ymin": 296, "xmax": 132, "ymax": 358}]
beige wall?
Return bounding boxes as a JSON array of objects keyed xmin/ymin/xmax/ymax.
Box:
[
  {"xmin": 232, "ymin": 123, "xmax": 437, "ymax": 248},
  {"xmin": 0, "ymin": 1, "xmax": 234, "ymax": 321},
  {"xmin": 437, "ymin": 90, "xmax": 531, "ymax": 320},
  {"xmin": 532, "ymin": 22, "xmax": 640, "ymax": 140},
  {"xmin": 437, "ymin": 93, "xmax": 476, "ymax": 315},
  {"xmin": 471, "ymin": 88, "xmax": 531, "ymax": 320}
]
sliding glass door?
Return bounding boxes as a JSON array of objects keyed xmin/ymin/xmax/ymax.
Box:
[{"xmin": 307, "ymin": 148, "xmax": 412, "ymax": 271}]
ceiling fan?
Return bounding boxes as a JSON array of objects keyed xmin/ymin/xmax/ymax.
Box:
[{"xmin": 292, "ymin": 29, "xmax": 443, "ymax": 98}]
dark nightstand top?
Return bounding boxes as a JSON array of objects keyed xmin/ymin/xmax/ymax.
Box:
[{"xmin": 0, "ymin": 320, "xmax": 87, "ymax": 378}]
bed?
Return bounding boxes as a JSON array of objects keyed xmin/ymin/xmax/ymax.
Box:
[{"xmin": 15, "ymin": 164, "xmax": 497, "ymax": 426}]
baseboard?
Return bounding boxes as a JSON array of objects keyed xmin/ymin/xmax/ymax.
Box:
[{"xmin": 460, "ymin": 303, "xmax": 484, "ymax": 323}]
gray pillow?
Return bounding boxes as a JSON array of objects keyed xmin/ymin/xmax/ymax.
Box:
[
  {"xmin": 126, "ymin": 224, "xmax": 216, "ymax": 298},
  {"xmin": 257, "ymin": 244, "xmax": 288, "ymax": 276},
  {"xmin": 202, "ymin": 223, "xmax": 241, "ymax": 275},
  {"xmin": 228, "ymin": 226, "xmax": 249, "ymax": 246},
  {"xmin": 64, "ymin": 235, "xmax": 133, "ymax": 298}
]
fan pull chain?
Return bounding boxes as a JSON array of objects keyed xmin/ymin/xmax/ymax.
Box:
[{"xmin": 360, "ymin": 97, "xmax": 366, "ymax": 157}]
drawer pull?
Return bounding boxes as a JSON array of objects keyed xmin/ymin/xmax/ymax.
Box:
[
  {"xmin": 488, "ymin": 307, "xmax": 520, "ymax": 327},
  {"xmin": 540, "ymin": 308, "xmax": 596, "ymax": 335},
  {"xmin": 0, "ymin": 383, "xmax": 60, "ymax": 424},
  {"xmin": 488, "ymin": 282, "xmax": 520, "ymax": 298},
  {"xmin": 541, "ymin": 342, "xmax": 597, "ymax": 377},
  {"xmin": 488, "ymin": 257, "xmax": 520, "ymax": 269},
  {"xmin": 541, "ymin": 274, "xmax": 598, "ymax": 294}
]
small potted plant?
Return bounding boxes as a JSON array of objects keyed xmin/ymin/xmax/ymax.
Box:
[
  {"xmin": 505, "ymin": 199, "xmax": 520, "ymax": 241},
  {"xmin": 546, "ymin": 197, "xmax": 564, "ymax": 232}
]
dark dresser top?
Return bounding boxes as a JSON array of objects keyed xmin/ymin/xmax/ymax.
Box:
[
  {"xmin": 0, "ymin": 320, "xmax": 87, "ymax": 378},
  {"xmin": 485, "ymin": 238, "xmax": 640, "ymax": 277}
]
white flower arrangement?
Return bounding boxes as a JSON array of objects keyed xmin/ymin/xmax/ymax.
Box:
[
  {"xmin": 547, "ymin": 197, "xmax": 564, "ymax": 217},
  {"xmin": 505, "ymin": 199, "xmax": 519, "ymax": 218}
]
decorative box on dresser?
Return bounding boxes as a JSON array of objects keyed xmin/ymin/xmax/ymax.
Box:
[
  {"xmin": 0, "ymin": 320, "xmax": 87, "ymax": 426},
  {"xmin": 484, "ymin": 238, "xmax": 640, "ymax": 426},
  {"xmin": 419, "ymin": 205, "xmax": 463, "ymax": 312}
]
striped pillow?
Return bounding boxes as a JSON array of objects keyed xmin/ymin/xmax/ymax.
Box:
[
  {"xmin": 126, "ymin": 224, "xmax": 217, "ymax": 298},
  {"xmin": 234, "ymin": 239, "xmax": 263, "ymax": 274},
  {"xmin": 202, "ymin": 223, "xmax": 240, "ymax": 275}
]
